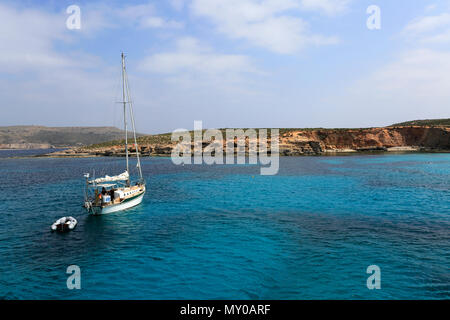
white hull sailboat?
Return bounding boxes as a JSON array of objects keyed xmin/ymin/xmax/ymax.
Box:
[{"xmin": 83, "ymin": 53, "xmax": 145, "ymax": 215}]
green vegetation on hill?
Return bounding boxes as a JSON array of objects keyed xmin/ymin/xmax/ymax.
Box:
[
  {"xmin": 85, "ymin": 133, "xmax": 173, "ymax": 149},
  {"xmin": 0, "ymin": 126, "xmax": 142, "ymax": 147},
  {"xmin": 84, "ymin": 128, "xmax": 363, "ymax": 149},
  {"xmin": 390, "ymin": 119, "xmax": 450, "ymax": 127},
  {"xmin": 3, "ymin": 119, "xmax": 448, "ymax": 149}
]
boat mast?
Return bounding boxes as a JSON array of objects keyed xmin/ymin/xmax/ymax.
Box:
[{"xmin": 121, "ymin": 52, "xmax": 129, "ymax": 184}]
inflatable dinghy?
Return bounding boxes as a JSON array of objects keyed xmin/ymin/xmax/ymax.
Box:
[{"xmin": 51, "ymin": 216, "xmax": 77, "ymax": 232}]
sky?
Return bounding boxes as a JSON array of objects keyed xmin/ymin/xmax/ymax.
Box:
[{"xmin": 0, "ymin": 0, "xmax": 449, "ymax": 133}]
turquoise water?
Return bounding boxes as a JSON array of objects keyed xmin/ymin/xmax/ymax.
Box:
[{"xmin": 0, "ymin": 154, "xmax": 448, "ymax": 299}]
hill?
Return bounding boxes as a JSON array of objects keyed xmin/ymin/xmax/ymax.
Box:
[
  {"xmin": 4, "ymin": 119, "xmax": 450, "ymax": 154},
  {"xmin": 390, "ymin": 118, "xmax": 450, "ymax": 127},
  {"xmin": 0, "ymin": 126, "xmax": 140, "ymax": 149},
  {"xmin": 52, "ymin": 125, "xmax": 449, "ymax": 157}
]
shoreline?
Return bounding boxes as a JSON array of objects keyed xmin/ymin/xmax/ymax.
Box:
[{"xmin": 3, "ymin": 149, "xmax": 449, "ymax": 160}]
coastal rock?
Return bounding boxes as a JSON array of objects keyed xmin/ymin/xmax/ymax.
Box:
[
  {"xmin": 0, "ymin": 143, "xmax": 53, "ymax": 149},
  {"xmin": 41, "ymin": 126, "xmax": 450, "ymax": 157}
]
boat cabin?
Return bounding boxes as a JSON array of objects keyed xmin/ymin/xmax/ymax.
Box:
[{"xmin": 89, "ymin": 182, "xmax": 144, "ymax": 207}]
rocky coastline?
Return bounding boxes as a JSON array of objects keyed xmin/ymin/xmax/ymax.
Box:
[
  {"xmin": 0, "ymin": 143, "xmax": 54, "ymax": 150},
  {"xmin": 40, "ymin": 126, "xmax": 450, "ymax": 158}
]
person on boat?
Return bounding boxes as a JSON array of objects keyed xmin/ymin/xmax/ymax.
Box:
[{"xmin": 101, "ymin": 187, "xmax": 107, "ymax": 195}]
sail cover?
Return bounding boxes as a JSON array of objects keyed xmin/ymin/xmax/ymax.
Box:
[{"xmin": 89, "ymin": 171, "xmax": 129, "ymax": 184}]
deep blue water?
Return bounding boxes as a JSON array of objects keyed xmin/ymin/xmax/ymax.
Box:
[
  {"xmin": 0, "ymin": 153, "xmax": 448, "ymax": 299},
  {"xmin": 0, "ymin": 148, "xmax": 64, "ymax": 158}
]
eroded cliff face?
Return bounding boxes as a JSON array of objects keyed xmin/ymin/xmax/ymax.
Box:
[
  {"xmin": 280, "ymin": 126, "xmax": 450, "ymax": 155},
  {"xmin": 50, "ymin": 126, "xmax": 450, "ymax": 157}
]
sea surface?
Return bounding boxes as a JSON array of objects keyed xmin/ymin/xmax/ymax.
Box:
[
  {"xmin": 0, "ymin": 153, "xmax": 448, "ymax": 299},
  {"xmin": 0, "ymin": 148, "xmax": 65, "ymax": 158}
]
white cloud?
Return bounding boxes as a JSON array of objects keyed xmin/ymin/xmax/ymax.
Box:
[
  {"xmin": 118, "ymin": 3, "xmax": 184, "ymax": 29},
  {"xmin": 404, "ymin": 13, "xmax": 450, "ymax": 34},
  {"xmin": 329, "ymin": 8, "xmax": 450, "ymax": 126},
  {"xmin": 0, "ymin": 2, "xmax": 266, "ymax": 132},
  {"xmin": 425, "ymin": 4, "xmax": 437, "ymax": 13},
  {"xmin": 138, "ymin": 16, "xmax": 184, "ymax": 29},
  {"xmin": 421, "ymin": 29, "xmax": 450, "ymax": 44},
  {"xmin": 137, "ymin": 36, "xmax": 266, "ymax": 116},
  {"xmin": 0, "ymin": 3, "xmax": 108, "ymax": 73},
  {"xmin": 169, "ymin": 0, "xmax": 186, "ymax": 11},
  {"xmin": 0, "ymin": 3, "xmax": 122, "ymax": 128},
  {"xmin": 364, "ymin": 49, "xmax": 450, "ymax": 98},
  {"xmin": 331, "ymin": 48, "xmax": 450, "ymax": 126},
  {"xmin": 0, "ymin": 2, "xmax": 185, "ymax": 72},
  {"xmin": 118, "ymin": 2, "xmax": 155, "ymax": 19},
  {"xmin": 139, "ymin": 37, "xmax": 256, "ymax": 76},
  {"xmin": 190, "ymin": 0, "xmax": 338, "ymax": 54},
  {"xmin": 0, "ymin": 3, "xmax": 72, "ymax": 72},
  {"xmin": 402, "ymin": 12, "xmax": 450, "ymax": 44},
  {"xmin": 300, "ymin": 0, "xmax": 351, "ymax": 15},
  {"xmin": 80, "ymin": 2, "xmax": 184, "ymax": 33}
]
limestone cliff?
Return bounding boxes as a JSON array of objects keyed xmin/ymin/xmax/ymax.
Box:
[
  {"xmin": 278, "ymin": 126, "xmax": 450, "ymax": 155},
  {"xmin": 47, "ymin": 126, "xmax": 450, "ymax": 157}
]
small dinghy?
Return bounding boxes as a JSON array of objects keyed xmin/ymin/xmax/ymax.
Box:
[{"xmin": 51, "ymin": 216, "xmax": 77, "ymax": 232}]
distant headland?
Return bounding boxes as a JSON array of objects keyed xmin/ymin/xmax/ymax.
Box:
[{"xmin": 0, "ymin": 126, "xmax": 142, "ymax": 150}]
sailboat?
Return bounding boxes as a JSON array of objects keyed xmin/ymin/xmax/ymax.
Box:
[{"xmin": 83, "ymin": 53, "xmax": 145, "ymax": 215}]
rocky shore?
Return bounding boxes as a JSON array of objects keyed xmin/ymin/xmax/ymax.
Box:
[
  {"xmin": 41, "ymin": 126, "xmax": 450, "ymax": 158},
  {"xmin": 0, "ymin": 143, "xmax": 54, "ymax": 149}
]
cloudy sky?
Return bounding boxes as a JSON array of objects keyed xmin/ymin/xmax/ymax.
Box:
[{"xmin": 1, "ymin": 0, "xmax": 449, "ymax": 133}]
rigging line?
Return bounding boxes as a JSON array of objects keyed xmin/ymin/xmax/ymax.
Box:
[
  {"xmin": 126, "ymin": 76, "xmax": 142, "ymax": 178},
  {"xmin": 124, "ymin": 59, "xmax": 143, "ymax": 181},
  {"xmin": 121, "ymin": 53, "xmax": 129, "ymax": 179}
]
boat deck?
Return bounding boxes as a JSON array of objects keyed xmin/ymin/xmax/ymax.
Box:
[{"xmin": 94, "ymin": 185, "xmax": 145, "ymax": 208}]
